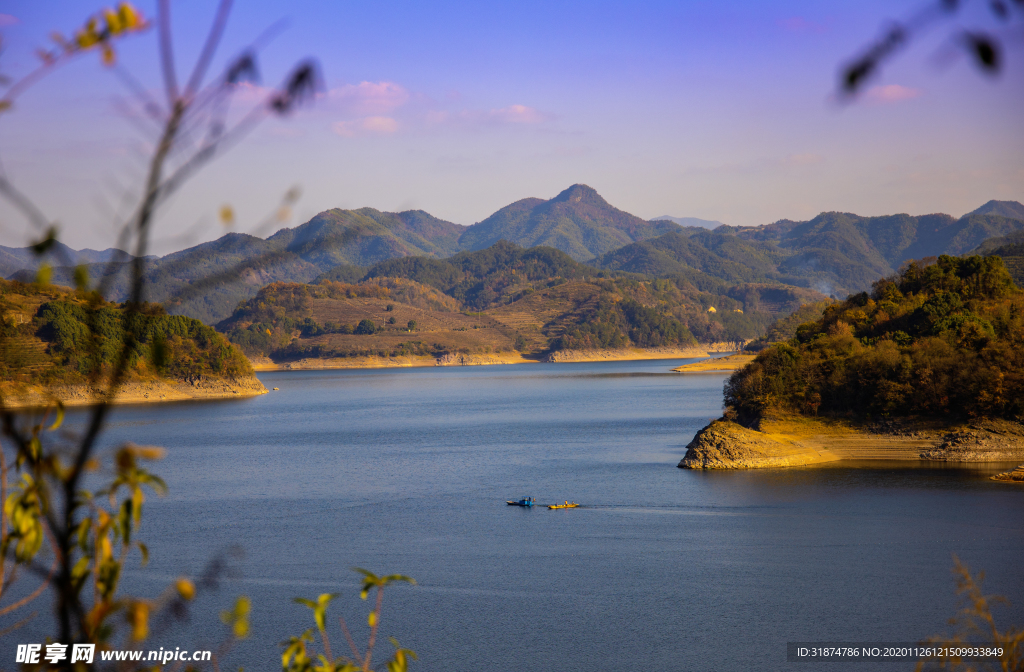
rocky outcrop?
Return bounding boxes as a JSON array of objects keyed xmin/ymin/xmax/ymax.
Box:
[
  {"xmin": 679, "ymin": 415, "xmax": 1024, "ymax": 470},
  {"xmin": 678, "ymin": 419, "xmax": 840, "ymax": 469},
  {"xmin": 920, "ymin": 419, "xmax": 1024, "ymax": 462},
  {"xmin": 992, "ymin": 464, "xmax": 1024, "ymax": 483}
]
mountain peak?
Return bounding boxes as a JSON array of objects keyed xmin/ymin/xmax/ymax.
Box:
[
  {"xmin": 968, "ymin": 200, "xmax": 1024, "ymax": 221},
  {"xmin": 551, "ymin": 184, "xmax": 605, "ymax": 206}
]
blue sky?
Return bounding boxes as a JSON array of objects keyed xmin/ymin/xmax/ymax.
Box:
[{"xmin": 1, "ymin": 0, "xmax": 1022, "ymax": 254}]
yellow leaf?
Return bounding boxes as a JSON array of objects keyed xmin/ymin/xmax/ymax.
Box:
[
  {"xmin": 220, "ymin": 205, "xmax": 235, "ymax": 227},
  {"xmin": 103, "ymin": 9, "xmax": 123, "ymax": 33},
  {"xmin": 133, "ymin": 446, "xmax": 166, "ymax": 461},
  {"xmin": 368, "ymin": 611, "xmax": 378, "ymax": 628},
  {"xmin": 129, "ymin": 601, "xmax": 150, "ymax": 641},
  {"xmin": 176, "ymin": 578, "xmax": 195, "ymax": 601},
  {"xmin": 101, "ymin": 44, "xmax": 115, "ymax": 66},
  {"xmin": 35, "ymin": 264, "xmax": 52, "ymax": 286},
  {"xmin": 118, "ymin": 2, "xmax": 144, "ymax": 29}
]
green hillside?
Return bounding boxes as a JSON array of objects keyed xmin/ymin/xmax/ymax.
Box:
[
  {"xmin": 724, "ymin": 255, "xmax": 1023, "ymax": 422},
  {"xmin": 363, "ymin": 241, "xmax": 596, "ymax": 310},
  {"xmin": 593, "ymin": 229, "xmax": 792, "ymax": 289},
  {"xmin": 217, "ymin": 275, "xmax": 706, "ymax": 363},
  {"xmin": 717, "ymin": 207, "xmax": 1024, "ymax": 297},
  {"xmin": 456, "ymin": 184, "xmax": 678, "ymax": 261},
  {"xmin": 0, "ymin": 278, "xmax": 252, "ymax": 393}
]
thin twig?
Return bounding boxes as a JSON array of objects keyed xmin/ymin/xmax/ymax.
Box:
[
  {"xmin": 158, "ymin": 0, "xmax": 180, "ymax": 105},
  {"xmin": 184, "ymin": 0, "xmax": 234, "ymax": 97}
]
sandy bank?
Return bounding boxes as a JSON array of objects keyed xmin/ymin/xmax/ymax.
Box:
[
  {"xmin": 678, "ymin": 415, "xmax": 1024, "ymax": 470},
  {"xmin": 1, "ymin": 374, "xmax": 267, "ymax": 409},
  {"xmin": 251, "ymin": 352, "xmax": 540, "ymax": 371},
  {"xmin": 672, "ymin": 353, "xmax": 755, "ymax": 373},
  {"xmin": 542, "ymin": 347, "xmax": 709, "ymax": 363},
  {"xmin": 250, "ymin": 346, "xmax": 718, "ymax": 371}
]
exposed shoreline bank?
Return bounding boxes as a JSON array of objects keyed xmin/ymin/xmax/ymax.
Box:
[
  {"xmin": 679, "ymin": 415, "xmax": 1024, "ymax": 472},
  {"xmin": 1, "ymin": 374, "xmax": 268, "ymax": 409},
  {"xmin": 250, "ymin": 345, "xmax": 732, "ymax": 371},
  {"xmin": 672, "ymin": 352, "xmax": 755, "ymax": 373}
]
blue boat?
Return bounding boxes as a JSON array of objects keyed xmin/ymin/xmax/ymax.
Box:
[{"xmin": 506, "ymin": 497, "xmax": 535, "ymax": 507}]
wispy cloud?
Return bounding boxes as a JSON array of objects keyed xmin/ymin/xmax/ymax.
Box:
[
  {"xmin": 332, "ymin": 116, "xmax": 399, "ymax": 137},
  {"xmin": 424, "ymin": 104, "xmax": 547, "ymax": 130},
  {"xmin": 864, "ymin": 84, "xmax": 923, "ymax": 104},
  {"xmin": 326, "ymin": 81, "xmax": 410, "ymax": 116},
  {"xmin": 488, "ymin": 104, "xmax": 545, "ymax": 124},
  {"xmin": 228, "ymin": 78, "xmax": 550, "ymax": 138},
  {"xmin": 0, "ymin": 14, "xmax": 19, "ymax": 26}
]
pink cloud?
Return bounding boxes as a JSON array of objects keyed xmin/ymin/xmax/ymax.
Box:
[
  {"xmin": 778, "ymin": 17, "xmax": 828, "ymax": 33},
  {"xmin": 488, "ymin": 104, "xmax": 544, "ymax": 124},
  {"xmin": 0, "ymin": 14, "xmax": 19, "ymax": 26},
  {"xmin": 864, "ymin": 84, "xmax": 923, "ymax": 104},
  {"xmin": 332, "ymin": 116, "xmax": 399, "ymax": 137},
  {"xmin": 423, "ymin": 104, "xmax": 547, "ymax": 129},
  {"xmin": 327, "ymin": 81, "xmax": 410, "ymax": 116}
]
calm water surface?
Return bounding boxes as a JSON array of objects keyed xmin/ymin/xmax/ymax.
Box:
[{"xmin": 49, "ymin": 360, "xmax": 1024, "ymax": 670}]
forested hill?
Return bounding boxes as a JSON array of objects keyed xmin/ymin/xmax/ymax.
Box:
[
  {"xmin": 724, "ymin": 255, "xmax": 1024, "ymax": 422},
  {"xmin": 713, "ymin": 206, "xmax": 1024, "ymax": 297},
  {"xmin": 0, "ymin": 279, "xmax": 253, "ymax": 393}
]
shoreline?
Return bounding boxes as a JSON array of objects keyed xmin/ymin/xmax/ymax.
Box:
[
  {"xmin": 1, "ymin": 375, "xmax": 268, "ymax": 409},
  {"xmin": 672, "ymin": 352, "xmax": 755, "ymax": 373},
  {"xmin": 250, "ymin": 346, "xmax": 728, "ymax": 371},
  {"xmin": 679, "ymin": 415, "xmax": 1024, "ymax": 471}
]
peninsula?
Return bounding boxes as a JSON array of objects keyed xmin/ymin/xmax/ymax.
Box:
[
  {"xmin": 0, "ymin": 279, "xmax": 266, "ymax": 408},
  {"xmin": 680, "ymin": 255, "xmax": 1024, "ymax": 471}
]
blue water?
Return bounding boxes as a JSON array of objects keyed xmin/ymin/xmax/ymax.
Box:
[{"xmin": 15, "ymin": 360, "xmax": 1024, "ymax": 670}]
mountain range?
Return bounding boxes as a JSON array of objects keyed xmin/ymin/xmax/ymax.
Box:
[{"xmin": 4, "ymin": 187, "xmax": 1022, "ymax": 324}]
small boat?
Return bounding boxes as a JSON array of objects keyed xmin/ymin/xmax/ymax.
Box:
[
  {"xmin": 506, "ymin": 497, "xmax": 536, "ymax": 507},
  {"xmin": 548, "ymin": 501, "xmax": 579, "ymax": 509}
]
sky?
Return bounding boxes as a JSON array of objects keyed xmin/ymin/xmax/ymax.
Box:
[{"xmin": 0, "ymin": 0, "xmax": 1022, "ymax": 255}]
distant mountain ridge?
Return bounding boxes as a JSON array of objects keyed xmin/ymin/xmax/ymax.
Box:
[
  {"xmin": 651, "ymin": 216, "xmax": 725, "ymax": 229},
  {"xmin": 5, "ymin": 189, "xmax": 1022, "ymax": 323}
]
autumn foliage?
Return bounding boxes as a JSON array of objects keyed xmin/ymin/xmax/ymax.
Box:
[{"xmin": 725, "ymin": 255, "xmax": 1024, "ymax": 422}]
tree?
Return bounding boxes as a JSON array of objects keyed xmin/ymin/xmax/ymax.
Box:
[
  {"xmin": 0, "ymin": 4, "xmax": 416, "ymax": 670},
  {"xmin": 840, "ymin": 0, "xmax": 1023, "ymax": 98}
]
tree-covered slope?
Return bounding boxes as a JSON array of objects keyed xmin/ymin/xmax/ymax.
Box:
[
  {"xmin": 593, "ymin": 229, "xmax": 788, "ymax": 286},
  {"xmin": 725, "ymin": 255, "xmax": 1023, "ymax": 422},
  {"xmin": 0, "ymin": 278, "xmax": 253, "ymax": 391},
  {"xmin": 364, "ymin": 240, "xmax": 596, "ymax": 310}
]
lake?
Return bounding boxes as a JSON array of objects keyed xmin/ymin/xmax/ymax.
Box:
[{"xmin": 27, "ymin": 360, "xmax": 1024, "ymax": 670}]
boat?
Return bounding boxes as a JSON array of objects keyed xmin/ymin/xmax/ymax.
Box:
[
  {"xmin": 548, "ymin": 501, "xmax": 579, "ymax": 509},
  {"xmin": 506, "ymin": 497, "xmax": 535, "ymax": 507}
]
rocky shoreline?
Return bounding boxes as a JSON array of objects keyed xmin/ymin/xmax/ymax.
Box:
[
  {"xmin": 992, "ymin": 464, "xmax": 1024, "ymax": 483},
  {"xmin": 1, "ymin": 374, "xmax": 268, "ymax": 409},
  {"xmin": 678, "ymin": 415, "xmax": 1024, "ymax": 471}
]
